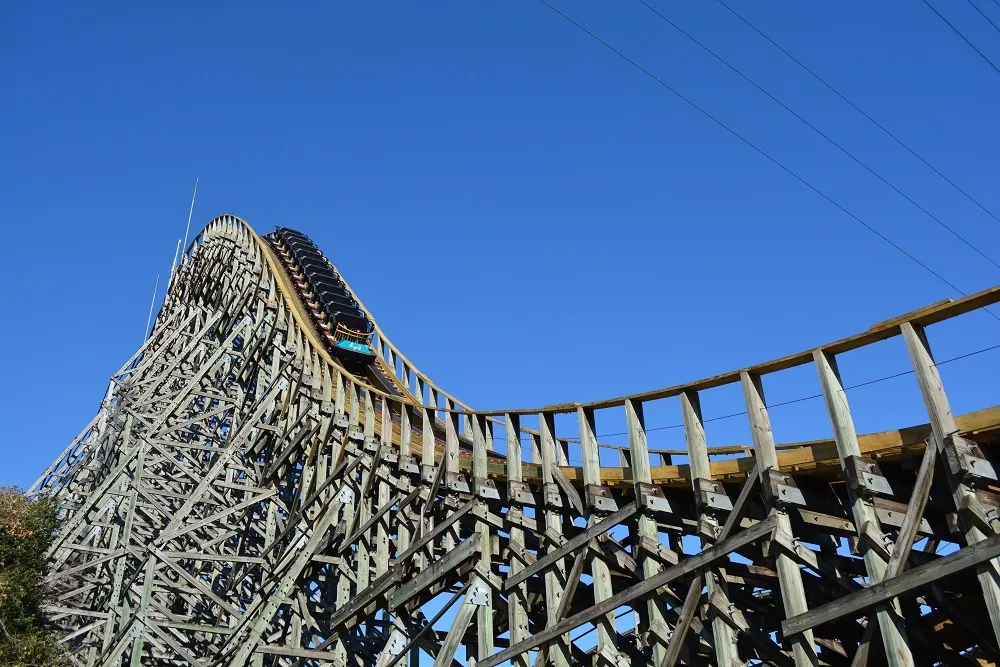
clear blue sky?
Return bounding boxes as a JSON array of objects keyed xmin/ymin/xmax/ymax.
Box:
[{"xmin": 3, "ymin": 1, "xmax": 1000, "ymax": 488}]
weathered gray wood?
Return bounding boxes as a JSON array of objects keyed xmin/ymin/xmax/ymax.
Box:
[
  {"xmin": 505, "ymin": 413, "xmax": 530, "ymax": 667},
  {"xmin": 626, "ymin": 398, "xmax": 670, "ymax": 666},
  {"xmin": 476, "ymin": 516, "xmax": 776, "ymax": 667},
  {"xmin": 41, "ymin": 217, "xmax": 1000, "ymax": 667},
  {"xmin": 886, "ymin": 441, "xmax": 936, "ymax": 580},
  {"xmin": 471, "ymin": 414, "xmax": 494, "ymax": 662},
  {"xmin": 504, "ymin": 502, "xmax": 637, "ymax": 590},
  {"xmin": 741, "ymin": 371, "xmax": 819, "ymax": 667},
  {"xmin": 538, "ymin": 411, "xmax": 570, "ymax": 667},
  {"xmin": 577, "ymin": 406, "xmax": 624, "ymax": 663},
  {"xmin": 814, "ymin": 349, "xmax": 913, "ymax": 667},
  {"xmin": 660, "ymin": 574, "xmax": 702, "ymax": 667},
  {"xmin": 680, "ymin": 390, "xmax": 739, "ymax": 667},
  {"xmin": 902, "ymin": 321, "xmax": 1000, "ymax": 647},
  {"xmin": 390, "ymin": 533, "xmax": 480, "ymax": 611},
  {"xmin": 782, "ymin": 529, "xmax": 1000, "ymax": 637},
  {"xmin": 433, "ymin": 577, "xmax": 483, "ymax": 667}
]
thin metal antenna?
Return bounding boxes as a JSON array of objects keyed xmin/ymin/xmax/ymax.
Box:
[
  {"xmin": 180, "ymin": 178, "xmax": 199, "ymax": 263},
  {"xmin": 170, "ymin": 238, "xmax": 182, "ymax": 277},
  {"xmin": 144, "ymin": 274, "xmax": 160, "ymax": 343}
]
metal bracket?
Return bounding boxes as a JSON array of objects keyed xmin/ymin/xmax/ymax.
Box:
[
  {"xmin": 473, "ymin": 477, "xmax": 501, "ymax": 501},
  {"xmin": 694, "ymin": 477, "xmax": 733, "ymax": 511},
  {"xmin": 445, "ymin": 471, "xmax": 471, "ymax": 494},
  {"xmin": 507, "ymin": 480, "xmax": 536, "ymax": 506},
  {"xmin": 543, "ymin": 482, "xmax": 564, "ymax": 509},
  {"xmin": 336, "ymin": 486, "xmax": 355, "ymax": 504},
  {"xmin": 420, "ymin": 464, "xmax": 438, "ymax": 484},
  {"xmin": 584, "ymin": 484, "xmax": 619, "ymax": 513},
  {"xmin": 382, "ymin": 628, "xmax": 407, "ymax": 657},
  {"xmin": 467, "ymin": 577, "xmax": 491, "ymax": 606},
  {"xmin": 762, "ymin": 468, "xmax": 806, "ymax": 507},
  {"xmin": 945, "ymin": 434, "xmax": 997, "ymax": 485},
  {"xmin": 844, "ymin": 455, "xmax": 894, "ymax": 498},
  {"xmin": 636, "ymin": 482, "xmax": 672, "ymax": 514},
  {"xmin": 398, "ymin": 455, "xmax": 420, "ymax": 476}
]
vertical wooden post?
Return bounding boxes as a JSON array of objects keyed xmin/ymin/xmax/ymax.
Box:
[
  {"xmin": 679, "ymin": 390, "xmax": 739, "ymax": 667},
  {"xmin": 578, "ymin": 406, "xmax": 623, "ymax": 663},
  {"xmin": 539, "ymin": 411, "xmax": 570, "ymax": 667},
  {"xmin": 398, "ymin": 402, "xmax": 413, "ymax": 556},
  {"xmin": 741, "ymin": 371, "xmax": 819, "ymax": 667},
  {"xmin": 418, "ymin": 380, "xmax": 436, "ymax": 569},
  {"xmin": 419, "ymin": 378, "xmax": 435, "ymax": 469},
  {"xmin": 443, "ymin": 401, "xmax": 460, "ymax": 552},
  {"xmin": 444, "ymin": 400, "xmax": 460, "ymax": 476},
  {"xmin": 505, "ymin": 413, "xmax": 531, "ymax": 667},
  {"xmin": 472, "ymin": 413, "xmax": 495, "ymax": 661},
  {"xmin": 374, "ymin": 397, "xmax": 392, "ymax": 578},
  {"xmin": 902, "ymin": 322, "xmax": 1000, "ymax": 645},
  {"xmin": 334, "ymin": 379, "xmax": 360, "ymax": 666},
  {"xmin": 356, "ymin": 388, "xmax": 375, "ymax": 597},
  {"xmin": 814, "ymin": 350, "xmax": 913, "ymax": 666},
  {"xmin": 625, "ymin": 398, "xmax": 669, "ymax": 666}
]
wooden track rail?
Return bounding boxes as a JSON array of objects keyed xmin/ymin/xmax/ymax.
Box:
[{"xmin": 33, "ymin": 214, "xmax": 1000, "ymax": 666}]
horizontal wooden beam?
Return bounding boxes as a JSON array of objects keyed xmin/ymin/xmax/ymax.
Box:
[
  {"xmin": 389, "ymin": 533, "xmax": 480, "ymax": 611},
  {"xmin": 782, "ymin": 530, "xmax": 1000, "ymax": 637},
  {"xmin": 476, "ymin": 285, "xmax": 1000, "ymax": 416},
  {"xmin": 503, "ymin": 502, "xmax": 637, "ymax": 591},
  {"xmin": 477, "ymin": 515, "xmax": 776, "ymax": 667}
]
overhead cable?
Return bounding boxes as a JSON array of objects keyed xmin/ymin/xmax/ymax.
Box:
[
  {"xmin": 968, "ymin": 0, "xmax": 1000, "ymax": 36},
  {"xmin": 637, "ymin": 0, "xmax": 1000, "ymax": 272},
  {"xmin": 714, "ymin": 0, "xmax": 1000, "ymax": 229},
  {"xmin": 537, "ymin": 0, "xmax": 982, "ymax": 308},
  {"xmin": 922, "ymin": 0, "xmax": 1000, "ymax": 76}
]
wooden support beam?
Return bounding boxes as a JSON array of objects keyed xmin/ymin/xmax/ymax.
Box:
[
  {"xmin": 903, "ymin": 322, "xmax": 1000, "ymax": 648},
  {"xmin": 471, "ymin": 414, "xmax": 495, "ymax": 662},
  {"xmin": 680, "ymin": 389, "xmax": 740, "ymax": 667},
  {"xmin": 741, "ymin": 371, "xmax": 819, "ymax": 667},
  {"xmin": 505, "ymin": 413, "xmax": 531, "ymax": 667},
  {"xmin": 42, "ymin": 219, "xmax": 1000, "ymax": 667},
  {"xmin": 539, "ymin": 411, "xmax": 570, "ymax": 667},
  {"xmin": 626, "ymin": 398, "xmax": 670, "ymax": 667},
  {"xmin": 660, "ymin": 574, "xmax": 702, "ymax": 667},
  {"xmin": 578, "ymin": 405, "xmax": 625, "ymax": 664},
  {"xmin": 814, "ymin": 349, "xmax": 914, "ymax": 667},
  {"xmin": 433, "ymin": 577, "xmax": 485, "ymax": 667},
  {"xmin": 503, "ymin": 502, "xmax": 637, "ymax": 590},
  {"xmin": 476, "ymin": 516, "xmax": 776, "ymax": 667},
  {"xmin": 782, "ymin": 530, "xmax": 1000, "ymax": 637}
]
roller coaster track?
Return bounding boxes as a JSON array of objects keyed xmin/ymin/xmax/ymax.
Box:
[{"xmin": 32, "ymin": 214, "xmax": 1000, "ymax": 667}]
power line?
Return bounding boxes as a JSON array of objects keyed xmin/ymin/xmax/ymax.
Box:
[
  {"xmin": 636, "ymin": 0, "xmax": 1000, "ymax": 273},
  {"xmin": 714, "ymin": 0, "xmax": 1000, "ymax": 229},
  {"xmin": 922, "ymin": 0, "xmax": 1000, "ymax": 77},
  {"xmin": 491, "ymin": 334, "xmax": 1000, "ymax": 443},
  {"xmin": 968, "ymin": 0, "xmax": 1000, "ymax": 36},
  {"xmin": 587, "ymin": 338, "xmax": 1000, "ymax": 442},
  {"xmin": 536, "ymin": 0, "xmax": 982, "ymax": 307}
]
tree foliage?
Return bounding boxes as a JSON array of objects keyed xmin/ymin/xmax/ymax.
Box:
[{"xmin": 0, "ymin": 486, "xmax": 68, "ymax": 667}]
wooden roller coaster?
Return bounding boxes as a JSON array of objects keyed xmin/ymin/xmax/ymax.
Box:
[{"xmin": 33, "ymin": 214, "xmax": 1000, "ymax": 666}]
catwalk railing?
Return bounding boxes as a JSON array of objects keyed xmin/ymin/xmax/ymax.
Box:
[{"xmin": 32, "ymin": 214, "xmax": 1000, "ymax": 667}]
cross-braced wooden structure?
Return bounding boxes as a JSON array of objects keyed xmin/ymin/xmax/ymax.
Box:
[{"xmin": 33, "ymin": 215, "xmax": 1000, "ymax": 666}]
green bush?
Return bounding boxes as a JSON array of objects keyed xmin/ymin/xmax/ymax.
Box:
[{"xmin": 0, "ymin": 486, "xmax": 68, "ymax": 667}]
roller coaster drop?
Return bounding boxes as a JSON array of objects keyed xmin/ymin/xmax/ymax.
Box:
[{"xmin": 32, "ymin": 215, "xmax": 1000, "ymax": 666}]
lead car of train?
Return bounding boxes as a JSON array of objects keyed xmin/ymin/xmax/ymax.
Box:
[{"xmin": 265, "ymin": 227, "xmax": 377, "ymax": 373}]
